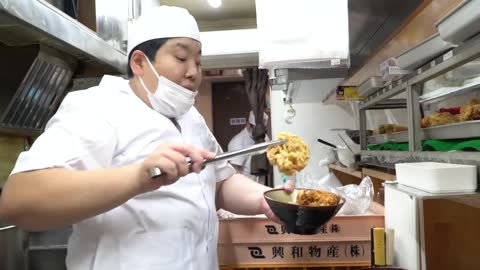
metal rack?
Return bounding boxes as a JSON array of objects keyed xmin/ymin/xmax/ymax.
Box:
[{"xmin": 359, "ymin": 33, "xmax": 480, "ymax": 168}]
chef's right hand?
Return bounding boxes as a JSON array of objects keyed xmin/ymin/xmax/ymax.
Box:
[{"xmin": 137, "ymin": 142, "xmax": 215, "ymax": 193}]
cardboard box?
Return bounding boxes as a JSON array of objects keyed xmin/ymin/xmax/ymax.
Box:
[
  {"xmin": 218, "ymin": 203, "xmax": 384, "ymax": 266},
  {"xmin": 219, "ymin": 241, "xmax": 371, "ymax": 266},
  {"xmin": 336, "ymin": 86, "xmax": 364, "ymax": 100}
]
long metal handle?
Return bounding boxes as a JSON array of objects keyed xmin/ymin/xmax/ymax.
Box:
[
  {"xmin": 0, "ymin": 225, "xmax": 16, "ymax": 231},
  {"xmin": 317, "ymin": 138, "xmax": 337, "ymax": 148},
  {"xmin": 148, "ymin": 139, "xmax": 286, "ymax": 179},
  {"xmin": 148, "ymin": 157, "xmax": 194, "ymax": 179},
  {"xmin": 203, "ymin": 139, "xmax": 285, "ymax": 165}
]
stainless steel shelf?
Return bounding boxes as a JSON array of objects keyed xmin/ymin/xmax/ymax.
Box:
[
  {"xmin": 360, "ymin": 32, "xmax": 480, "ymax": 110},
  {"xmin": 410, "ymin": 33, "xmax": 480, "ymax": 85},
  {"xmin": 367, "ymin": 131, "xmax": 409, "ymax": 144},
  {"xmin": 361, "ymin": 150, "xmax": 480, "ymax": 169},
  {"xmin": 366, "ymin": 121, "xmax": 480, "ymax": 145},
  {"xmin": 419, "ymin": 78, "xmax": 480, "ymax": 104},
  {"xmin": 359, "ymin": 30, "xmax": 480, "ymax": 167},
  {"xmin": 423, "ymin": 120, "xmax": 480, "ymax": 140},
  {"xmin": 396, "ymin": 33, "xmax": 455, "ymax": 71},
  {"xmin": 359, "ymin": 81, "xmax": 408, "ymax": 110},
  {"xmin": 367, "ymin": 99, "xmax": 407, "ymax": 110},
  {"xmin": 360, "ymin": 150, "xmax": 411, "ymax": 169},
  {"xmin": 411, "ymin": 151, "xmax": 480, "ymax": 166}
]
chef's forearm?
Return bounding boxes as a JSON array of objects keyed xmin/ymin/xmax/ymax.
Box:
[
  {"xmin": 216, "ymin": 174, "xmax": 270, "ymax": 215},
  {"xmin": 0, "ymin": 165, "xmax": 143, "ymax": 231}
]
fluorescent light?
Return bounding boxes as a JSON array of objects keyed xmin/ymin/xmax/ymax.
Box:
[{"xmin": 207, "ymin": 0, "xmax": 222, "ymax": 8}]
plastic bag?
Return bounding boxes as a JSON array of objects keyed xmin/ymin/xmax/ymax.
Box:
[
  {"xmin": 295, "ymin": 170, "xmax": 343, "ymax": 190},
  {"xmin": 335, "ymin": 176, "xmax": 374, "ymax": 215},
  {"xmin": 318, "ymin": 172, "xmax": 343, "ymax": 189},
  {"xmin": 317, "ymin": 148, "xmax": 336, "ymax": 168}
]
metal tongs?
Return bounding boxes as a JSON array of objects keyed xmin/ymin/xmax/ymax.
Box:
[{"xmin": 149, "ymin": 139, "xmax": 286, "ymax": 179}]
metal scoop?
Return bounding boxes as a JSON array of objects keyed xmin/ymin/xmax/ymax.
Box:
[{"xmin": 149, "ymin": 139, "xmax": 286, "ymax": 179}]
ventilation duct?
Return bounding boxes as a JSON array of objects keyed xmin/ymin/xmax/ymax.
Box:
[{"xmin": 0, "ymin": 43, "xmax": 77, "ymax": 136}]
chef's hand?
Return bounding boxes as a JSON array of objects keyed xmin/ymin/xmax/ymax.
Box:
[
  {"xmin": 138, "ymin": 142, "xmax": 215, "ymax": 193},
  {"xmin": 260, "ymin": 180, "xmax": 295, "ymax": 224}
]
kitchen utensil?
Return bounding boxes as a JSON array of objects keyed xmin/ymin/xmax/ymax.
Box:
[
  {"xmin": 149, "ymin": 139, "xmax": 286, "ymax": 179},
  {"xmin": 333, "ymin": 148, "xmax": 357, "ymax": 168},
  {"xmin": 316, "ymin": 138, "xmax": 337, "ymax": 148},
  {"xmin": 338, "ymin": 134, "xmax": 355, "ymax": 155},
  {"xmin": 0, "ymin": 225, "xmax": 15, "ymax": 232},
  {"xmin": 264, "ymin": 188, "xmax": 345, "ymax": 235}
]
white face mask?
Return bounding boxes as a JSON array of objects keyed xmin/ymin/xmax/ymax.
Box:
[{"xmin": 138, "ymin": 56, "xmax": 197, "ymax": 118}]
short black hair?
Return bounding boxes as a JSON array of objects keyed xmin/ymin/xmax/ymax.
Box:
[{"xmin": 127, "ymin": 38, "xmax": 170, "ymax": 78}]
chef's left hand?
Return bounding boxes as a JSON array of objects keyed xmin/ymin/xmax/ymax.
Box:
[{"xmin": 260, "ymin": 180, "xmax": 295, "ymax": 224}]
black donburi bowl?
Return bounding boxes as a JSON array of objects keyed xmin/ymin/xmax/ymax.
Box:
[{"xmin": 264, "ymin": 188, "xmax": 345, "ymax": 235}]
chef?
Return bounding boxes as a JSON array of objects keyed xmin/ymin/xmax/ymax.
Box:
[
  {"xmin": 0, "ymin": 6, "xmax": 293, "ymax": 270},
  {"xmin": 228, "ymin": 111, "xmax": 270, "ymax": 183}
]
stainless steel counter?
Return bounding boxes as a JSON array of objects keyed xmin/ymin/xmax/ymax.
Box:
[{"xmin": 0, "ymin": 223, "xmax": 71, "ymax": 270}]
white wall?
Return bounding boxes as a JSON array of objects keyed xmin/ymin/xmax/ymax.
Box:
[{"xmin": 270, "ymin": 79, "xmax": 357, "ymax": 186}]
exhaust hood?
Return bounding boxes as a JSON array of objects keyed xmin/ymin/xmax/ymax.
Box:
[
  {"xmin": 260, "ymin": 0, "xmax": 422, "ymax": 103},
  {"xmin": 255, "ymin": 0, "xmax": 350, "ymax": 70},
  {"xmin": 0, "ymin": 0, "xmax": 129, "ymax": 135},
  {"xmin": 200, "ymin": 28, "xmax": 259, "ymax": 69},
  {"xmin": 0, "ymin": 0, "xmax": 127, "ymax": 75}
]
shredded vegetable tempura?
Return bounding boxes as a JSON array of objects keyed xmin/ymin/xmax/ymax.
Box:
[
  {"xmin": 267, "ymin": 132, "xmax": 309, "ymax": 175},
  {"xmin": 296, "ymin": 189, "xmax": 339, "ymax": 207}
]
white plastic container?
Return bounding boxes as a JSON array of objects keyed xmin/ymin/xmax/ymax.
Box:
[{"xmin": 395, "ymin": 162, "xmax": 477, "ymax": 193}]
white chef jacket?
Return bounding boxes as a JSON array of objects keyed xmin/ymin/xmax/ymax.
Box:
[
  {"xmin": 11, "ymin": 75, "xmax": 235, "ymax": 270},
  {"xmin": 227, "ymin": 127, "xmax": 269, "ymax": 182},
  {"xmin": 227, "ymin": 127, "xmax": 255, "ymax": 179}
]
